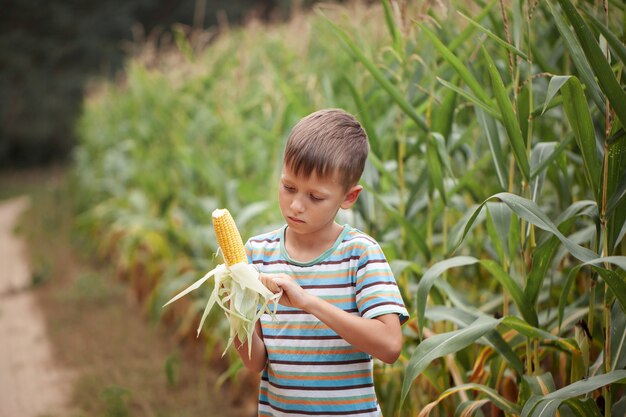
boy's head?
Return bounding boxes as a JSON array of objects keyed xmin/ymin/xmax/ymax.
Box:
[{"xmin": 283, "ymin": 109, "xmax": 369, "ymax": 191}]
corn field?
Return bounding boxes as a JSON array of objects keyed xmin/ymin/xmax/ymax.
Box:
[{"xmin": 73, "ymin": 1, "xmax": 626, "ymax": 416}]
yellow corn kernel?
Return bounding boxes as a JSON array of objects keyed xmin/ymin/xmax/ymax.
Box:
[{"xmin": 212, "ymin": 209, "xmax": 247, "ymax": 266}]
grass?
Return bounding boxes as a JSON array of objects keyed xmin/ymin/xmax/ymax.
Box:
[{"xmin": 3, "ymin": 168, "xmax": 256, "ymax": 417}]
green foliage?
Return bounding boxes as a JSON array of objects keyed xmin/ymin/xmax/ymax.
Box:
[
  {"xmin": 164, "ymin": 354, "xmax": 181, "ymax": 388},
  {"xmin": 73, "ymin": 0, "xmax": 626, "ymax": 416},
  {"xmin": 100, "ymin": 385, "xmax": 131, "ymax": 417}
]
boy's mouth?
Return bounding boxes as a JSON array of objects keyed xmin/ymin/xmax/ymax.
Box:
[{"xmin": 288, "ymin": 216, "xmax": 304, "ymax": 223}]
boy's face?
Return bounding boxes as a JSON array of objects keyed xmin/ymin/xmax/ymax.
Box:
[{"xmin": 279, "ymin": 165, "xmax": 361, "ymax": 238}]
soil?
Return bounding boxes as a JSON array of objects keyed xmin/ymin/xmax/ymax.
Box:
[{"xmin": 0, "ymin": 196, "xmax": 72, "ymax": 417}]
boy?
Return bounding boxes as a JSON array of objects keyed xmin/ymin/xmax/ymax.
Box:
[{"xmin": 236, "ymin": 109, "xmax": 409, "ymax": 417}]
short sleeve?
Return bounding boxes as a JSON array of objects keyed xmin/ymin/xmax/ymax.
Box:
[
  {"xmin": 355, "ymin": 243, "xmax": 409, "ymax": 324},
  {"xmin": 244, "ymin": 239, "xmax": 253, "ymax": 263}
]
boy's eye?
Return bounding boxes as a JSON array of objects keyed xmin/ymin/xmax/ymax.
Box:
[
  {"xmin": 283, "ymin": 184, "xmax": 296, "ymax": 192},
  {"xmin": 310, "ymin": 194, "xmax": 324, "ymax": 202}
]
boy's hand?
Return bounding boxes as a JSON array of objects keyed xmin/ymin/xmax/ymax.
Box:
[{"xmin": 260, "ymin": 273, "xmax": 310, "ymax": 310}]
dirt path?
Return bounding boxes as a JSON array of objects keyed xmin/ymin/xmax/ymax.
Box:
[{"xmin": 0, "ymin": 196, "xmax": 71, "ymax": 417}]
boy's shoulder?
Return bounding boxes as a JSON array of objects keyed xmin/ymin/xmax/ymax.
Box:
[{"xmin": 341, "ymin": 225, "xmax": 383, "ymax": 251}]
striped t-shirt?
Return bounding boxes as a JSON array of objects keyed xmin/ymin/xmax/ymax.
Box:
[{"xmin": 245, "ymin": 224, "xmax": 409, "ymax": 417}]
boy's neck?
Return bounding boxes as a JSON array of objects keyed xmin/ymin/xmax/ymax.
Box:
[{"xmin": 284, "ymin": 222, "xmax": 344, "ymax": 263}]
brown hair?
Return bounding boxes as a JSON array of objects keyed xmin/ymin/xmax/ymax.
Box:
[{"xmin": 283, "ymin": 109, "xmax": 369, "ymax": 190}]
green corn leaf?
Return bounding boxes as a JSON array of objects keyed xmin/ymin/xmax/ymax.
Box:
[
  {"xmin": 525, "ymin": 398, "xmax": 560, "ymax": 417},
  {"xmin": 611, "ymin": 301, "xmax": 626, "ymax": 371},
  {"xmin": 606, "ymin": 121, "xmax": 626, "ymax": 253},
  {"xmin": 454, "ymin": 400, "xmax": 491, "ymax": 417},
  {"xmin": 614, "ymin": 397, "xmax": 626, "ymax": 417},
  {"xmin": 366, "ymin": 152, "xmax": 400, "ymax": 188},
  {"xmin": 560, "ymin": 76, "xmax": 602, "ymax": 202},
  {"xmin": 508, "ymin": 209, "xmax": 520, "ymax": 263},
  {"xmin": 362, "ymin": 182, "xmax": 431, "ymax": 260},
  {"xmin": 558, "ymin": 265, "xmax": 584, "ymax": 330},
  {"xmin": 482, "ymin": 46, "xmax": 530, "ymax": 182},
  {"xmin": 614, "ymin": 220, "xmax": 626, "ymax": 251},
  {"xmin": 486, "ymin": 204, "xmax": 507, "ymax": 265},
  {"xmin": 522, "ymin": 373, "xmax": 557, "ymax": 398},
  {"xmin": 426, "ymin": 133, "xmax": 447, "ymax": 204},
  {"xmin": 519, "ymin": 374, "xmax": 556, "ymax": 407},
  {"xmin": 458, "ymin": 11, "xmax": 528, "ymax": 60},
  {"xmin": 521, "ymin": 370, "xmax": 626, "ymax": 417},
  {"xmin": 448, "ymin": 0, "xmax": 497, "ymax": 52},
  {"xmin": 553, "ymin": 199, "xmax": 599, "ymax": 225},
  {"xmin": 517, "ymin": 83, "xmax": 530, "ymax": 147},
  {"xmin": 416, "ymin": 256, "xmax": 480, "ymax": 336},
  {"xmin": 542, "ymin": 76, "xmax": 570, "ymax": 116},
  {"xmin": 583, "ymin": 7, "xmax": 626, "ymax": 68},
  {"xmin": 417, "ymin": 255, "xmax": 538, "ymax": 342},
  {"xmin": 381, "ymin": 0, "xmax": 402, "ymax": 58},
  {"xmin": 530, "ymin": 40, "xmax": 559, "ymax": 74},
  {"xmin": 524, "ymin": 187, "xmax": 598, "ymax": 313},
  {"xmin": 401, "ymin": 316, "xmax": 501, "ymax": 405},
  {"xmin": 448, "ymin": 153, "xmax": 494, "ymax": 203},
  {"xmin": 476, "ymin": 109, "xmax": 508, "ymax": 190},
  {"xmin": 343, "ymin": 77, "xmax": 381, "ymax": 156},
  {"xmin": 481, "ymin": 260, "xmax": 538, "ymax": 327},
  {"xmin": 437, "ymin": 77, "xmax": 501, "ymax": 120},
  {"xmin": 595, "ymin": 267, "xmax": 626, "ymax": 313},
  {"xmin": 456, "ymin": 193, "xmax": 598, "ymax": 262},
  {"xmin": 389, "ymin": 259, "xmax": 423, "ymax": 278},
  {"xmin": 530, "ymin": 135, "xmax": 574, "ymax": 179},
  {"xmin": 587, "ymin": 258, "xmax": 626, "ymax": 314},
  {"xmin": 431, "ymin": 77, "xmax": 458, "ymax": 140},
  {"xmin": 554, "ymin": 0, "xmax": 626, "ymax": 128},
  {"xmin": 530, "ymin": 143, "xmax": 557, "ymax": 202},
  {"xmin": 320, "ymin": 13, "xmax": 428, "ymax": 131},
  {"xmin": 525, "ymin": 218, "xmax": 574, "ymax": 304},
  {"xmin": 432, "ymin": 132, "xmax": 454, "ymax": 178},
  {"xmin": 511, "ymin": 0, "xmax": 523, "ymax": 50},
  {"xmin": 418, "ymin": 23, "xmax": 493, "ymax": 105},
  {"xmin": 457, "ymin": 193, "xmax": 598, "ymax": 263},
  {"xmin": 546, "ymin": 1, "xmax": 606, "ymax": 115},
  {"xmin": 558, "ymin": 257, "xmax": 626, "ymax": 329},
  {"xmin": 607, "ymin": 168, "xmax": 626, "ymax": 217},
  {"xmin": 501, "ymin": 316, "xmax": 577, "ymax": 351},
  {"xmin": 426, "ymin": 306, "xmax": 524, "ymax": 374},
  {"xmin": 581, "ymin": 256, "xmax": 626, "ymax": 272},
  {"xmin": 536, "ymin": 90, "xmax": 565, "ymax": 118},
  {"xmin": 563, "ymin": 398, "xmax": 604, "ymax": 417}
]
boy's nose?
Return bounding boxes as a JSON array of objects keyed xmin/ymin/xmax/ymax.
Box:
[{"xmin": 290, "ymin": 197, "xmax": 305, "ymax": 213}]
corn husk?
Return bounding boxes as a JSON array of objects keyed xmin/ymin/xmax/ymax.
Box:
[{"xmin": 163, "ymin": 261, "xmax": 280, "ymax": 358}]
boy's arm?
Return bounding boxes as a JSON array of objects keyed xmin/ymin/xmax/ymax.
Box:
[
  {"xmin": 234, "ymin": 320, "xmax": 267, "ymax": 372},
  {"xmin": 261, "ymin": 274, "xmax": 403, "ymax": 364}
]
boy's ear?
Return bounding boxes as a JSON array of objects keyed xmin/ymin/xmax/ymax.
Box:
[{"xmin": 341, "ymin": 185, "xmax": 363, "ymax": 209}]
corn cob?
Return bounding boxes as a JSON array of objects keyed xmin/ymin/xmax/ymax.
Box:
[{"xmin": 212, "ymin": 209, "xmax": 247, "ymax": 266}]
